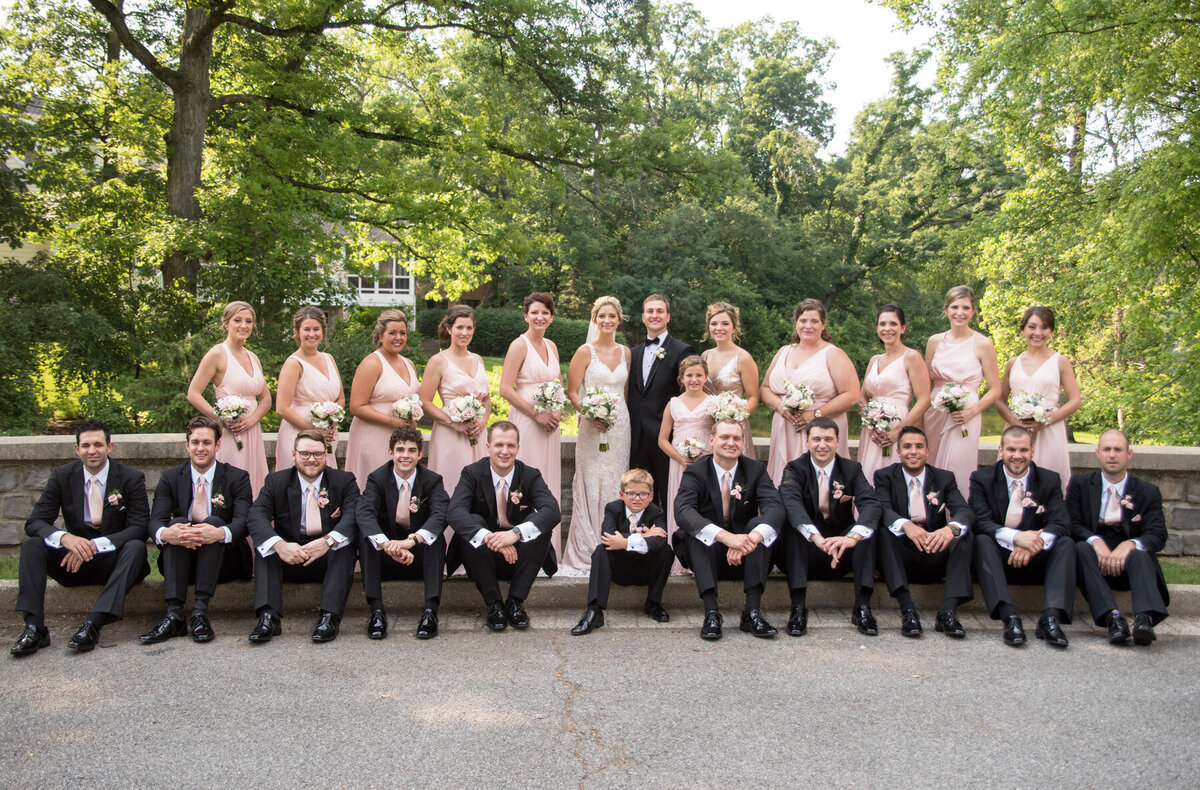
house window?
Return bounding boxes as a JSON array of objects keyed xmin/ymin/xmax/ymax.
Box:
[{"xmin": 348, "ymin": 257, "xmax": 413, "ymax": 304}]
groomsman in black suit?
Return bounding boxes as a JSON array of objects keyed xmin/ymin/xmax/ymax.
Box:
[
  {"xmin": 246, "ymin": 429, "xmax": 359, "ymax": 644},
  {"xmin": 778, "ymin": 417, "xmax": 882, "ymax": 636},
  {"xmin": 571, "ymin": 468, "xmax": 674, "ymax": 635},
  {"xmin": 674, "ymin": 418, "xmax": 785, "ymax": 640},
  {"xmin": 356, "ymin": 425, "xmax": 449, "ymax": 639},
  {"xmin": 874, "ymin": 426, "xmax": 974, "ymax": 638},
  {"xmin": 448, "ymin": 420, "xmax": 560, "ymax": 631},
  {"xmin": 1067, "ymin": 429, "xmax": 1170, "ymax": 645},
  {"xmin": 628, "ymin": 294, "xmax": 695, "ymax": 507},
  {"xmin": 969, "ymin": 425, "xmax": 1075, "ymax": 647},
  {"xmin": 12, "ymin": 419, "xmax": 150, "ymax": 655},
  {"xmin": 139, "ymin": 416, "xmax": 253, "ymax": 645}
]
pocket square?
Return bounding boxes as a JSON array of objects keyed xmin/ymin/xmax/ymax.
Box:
[
  {"xmin": 1131, "ymin": 514, "xmax": 1142, "ymax": 522},
  {"xmin": 330, "ymin": 507, "xmax": 341, "ymax": 519}
]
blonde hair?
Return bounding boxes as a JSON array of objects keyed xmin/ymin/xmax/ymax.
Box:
[
  {"xmin": 677, "ymin": 354, "xmax": 708, "ymax": 384},
  {"xmin": 621, "ymin": 468, "xmax": 654, "ymax": 492},
  {"xmin": 944, "ymin": 285, "xmax": 978, "ymax": 311},
  {"xmin": 221, "ymin": 301, "xmax": 255, "ymax": 329},
  {"xmin": 703, "ymin": 302, "xmax": 742, "ymax": 341},
  {"xmin": 590, "ymin": 295, "xmax": 624, "ymax": 325},
  {"xmin": 291, "ymin": 306, "xmax": 327, "ymax": 345},
  {"xmin": 372, "ymin": 309, "xmax": 408, "ymax": 348}
]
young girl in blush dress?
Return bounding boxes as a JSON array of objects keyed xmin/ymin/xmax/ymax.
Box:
[{"xmin": 658, "ymin": 355, "xmax": 714, "ymax": 573}]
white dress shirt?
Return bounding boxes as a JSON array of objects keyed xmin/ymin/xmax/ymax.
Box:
[
  {"xmin": 153, "ymin": 464, "xmax": 232, "ymax": 546},
  {"xmin": 887, "ymin": 467, "xmax": 968, "ymax": 536},
  {"xmin": 1089, "ymin": 474, "xmax": 1144, "ymax": 551},
  {"xmin": 641, "ymin": 331, "xmax": 669, "ymax": 381},
  {"xmin": 47, "ymin": 462, "xmax": 115, "ymax": 552},
  {"xmin": 624, "ymin": 507, "xmax": 650, "ymax": 554},
  {"xmin": 799, "ymin": 458, "xmax": 873, "ymax": 541},
  {"xmin": 257, "ymin": 471, "xmax": 350, "ymax": 557},
  {"xmin": 366, "ymin": 469, "xmax": 439, "ymax": 549},
  {"xmin": 468, "ymin": 467, "xmax": 540, "ymax": 548},
  {"xmin": 694, "ymin": 459, "xmax": 778, "ymax": 548},
  {"xmin": 994, "ymin": 469, "xmax": 1056, "ymax": 552}
]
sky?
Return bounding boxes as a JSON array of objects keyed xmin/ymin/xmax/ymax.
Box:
[{"xmin": 686, "ymin": 0, "xmax": 933, "ymax": 153}]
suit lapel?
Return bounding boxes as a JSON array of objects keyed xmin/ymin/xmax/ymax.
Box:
[
  {"xmin": 211, "ymin": 464, "xmax": 227, "ymax": 518},
  {"xmin": 991, "ymin": 466, "xmax": 1011, "ymax": 525},
  {"xmin": 287, "ymin": 472, "xmax": 303, "ymax": 539},
  {"xmin": 631, "ymin": 344, "xmax": 646, "ymax": 393},
  {"xmin": 66, "ymin": 462, "xmax": 84, "ymax": 528},
  {"xmin": 100, "ymin": 464, "xmax": 117, "ymax": 532},
  {"xmin": 385, "ymin": 468, "xmax": 401, "ymax": 526},
  {"xmin": 1086, "ymin": 473, "xmax": 1103, "ymax": 533},
  {"xmin": 177, "ymin": 464, "xmax": 194, "ymax": 517}
]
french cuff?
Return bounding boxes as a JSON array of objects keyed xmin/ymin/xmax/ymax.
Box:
[
  {"xmin": 327, "ymin": 530, "xmax": 350, "ymax": 550},
  {"xmin": 889, "ymin": 518, "xmax": 908, "ymax": 536},
  {"xmin": 154, "ymin": 527, "xmax": 166, "ymax": 546},
  {"xmin": 469, "ymin": 528, "xmax": 492, "ymax": 548},
  {"xmin": 697, "ymin": 524, "xmax": 722, "ymax": 546},
  {"xmin": 221, "ymin": 527, "xmax": 232, "ymax": 544},
  {"xmin": 994, "ymin": 527, "xmax": 1018, "ymax": 552},
  {"xmin": 1086, "ymin": 534, "xmax": 1103, "ymax": 546},
  {"xmin": 513, "ymin": 522, "xmax": 540, "ymax": 542},
  {"xmin": 93, "ymin": 537, "xmax": 116, "ymax": 553},
  {"xmin": 752, "ymin": 524, "xmax": 778, "ymax": 547},
  {"xmin": 1131, "ymin": 538, "xmax": 1145, "ymax": 551},
  {"xmin": 849, "ymin": 525, "xmax": 873, "ymax": 540},
  {"xmin": 800, "ymin": 524, "xmax": 819, "ymax": 542},
  {"xmin": 416, "ymin": 528, "xmax": 438, "ymax": 545},
  {"xmin": 368, "ymin": 533, "xmax": 389, "ymax": 549},
  {"xmin": 949, "ymin": 521, "xmax": 968, "ymax": 535},
  {"xmin": 257, "ymin": 536, "xmax": 283, "ymax": 557},
  {"xmin": 626, "ymin": 534, "xmax": 649, "ymax": 554},
  {"xmin": 45, "ymin": 530, "xmax": 67, "ymax": 549},
  {"xmin": 1041, "ymin": 532, "xmax": 1056, "ymax": 550}
]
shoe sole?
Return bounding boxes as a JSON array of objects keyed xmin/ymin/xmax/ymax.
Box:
[
  {"xmin": 67, "ymin": 642, "xmax": 96, "ymax": 652},
  {"xmin": 10, "ymin": 639, "xmax": 50, "ymax": 656},
  {"xmin": 1108, "ymin": 633, "xmax": 1130, "ymax": 645},
  {"xmin": 416, "ymin": 631, "xmax": 437, "ymax": 639},
  {"xmin": 1034, "ymin": 629, "xmax": 1068, "ymax": 647},
  {"xmin": 901, "ymin": 629, "xmax": 923, "ymax": 638},
  {"xmin": 1004, "ymin": 637, "xmax": 1026, "ymax": 646},
  {"xmin": 700, "ymin": 632, "xmax": 722, "ymax": 640},
  {"xmin": 192, "ymin": 634, "xmax": 214, "ymax": 643},
  {"xmin": 934, "ymin": 623, "xmax": 966, "ymax": 638},
  {"xmin": 740, "ymin": 624, "xmax": 778, "ymax": 638},
  {"xmin": 1133, "ymin": 631, "xmax": 1155, "ymax": 646},
  {"xmin": 367, "ymin": 632, "xmax": 387, "ymax": 640}
]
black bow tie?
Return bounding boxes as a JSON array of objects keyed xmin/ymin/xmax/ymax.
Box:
[{"xmin": 644, "ymin": 337, "xmax": 661, "ymax": 347}]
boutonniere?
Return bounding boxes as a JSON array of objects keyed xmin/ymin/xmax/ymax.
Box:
[
  {"xmin": 317, "ymin": 487, "xmax": 330, "ymax": 508},
  {"xmin": 926, "ymin": 490, "xmax": 945, "ymax": 512},
  {"xmin": 654, "ymin": 347, "xmax": 666, "ymax": 360},
  {"xmin": 408, "ymin": 495, "xmax": 422, "ymax": 514},
  {"xmin": 1021, "ymin": 493, "xmax": 1045, "ymax": 514},
  {"xmin": 1120, "ymin": 494, "xmax": 1134, "ymax": 511},
  {"xmin": 105, "ymin": 489, "xmax": 125, "ymax": 511},
  {"xmin": 730, "ymin": 483, "xmax": 743, "ymax": 501},
  {"xmin": 210, "ymin": 489, "xmax": 225, "ymax": 508},
  {"xmin": 831, "ymin": 481, "xmax": 849, "ymax": 501},
  {"xmin": 509, "ymin": 488, "xmax": 523, "ymax": 506}
]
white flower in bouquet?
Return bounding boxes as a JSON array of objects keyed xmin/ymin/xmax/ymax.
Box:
[
  {"xmin": 214, "ymin": 395, "xmax": 254, "ymax": 450},
  {"xmin": 578, "ymin": 387, "xmax": 620, "ymax": 452},
  {"xmin": 390, "ymin": 394, "xmax": 424, "ymax": 423},
  {"xmin": 862, "ymin": 398, "xmax": 904, "ymax": 456},
  {"xmin": 532, "ymin": 381, "xmax": 567, "ymax": 414},
  {"xmin": 932, "ymin": 383, "xmax": 973, "ymax": 437},
  {"xmin": 308, "ymin": 401, "xmax": 344, "ymax": 452},
  {"xmin": 445, "ymin": 394, "xmax": 485, "ymax": 446},
  {"xmin": 1008, "ymin": 390, "xmax": 1056, "ymax": 425}
]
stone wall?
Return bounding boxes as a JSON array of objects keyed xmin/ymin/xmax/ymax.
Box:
[{"xmin": 1, "ymin": 433, "xmax": 1198, "ymax": 553}]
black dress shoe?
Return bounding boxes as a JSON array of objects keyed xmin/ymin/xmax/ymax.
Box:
[
  {"xmin": 10, "ymin": 625, "xmax": 50, "ymax": 656},
  {"xmin": 1105, "ymin": 611, "xmax": 1131, "ymax": 645},
  {"xmin": 190, "ymin": 614, "xmax": 214, "ymax": 643},
  {"xmin": 739, "ymin": 609, "xmax": 778, "ymax": 638},
  {"xmin": 785, "ymin": 605, "xmax": 808, "ymax": 636},
  {"xmin": 486, "ymin": 603, "xmax": 508, "ymax": 631},
  {"xmin": 851, "ymin": 605, "xmax": 878, "ymax": 636},
  {"xmin": 571, "ymin": 607, "xmax": 604, "ymax": 636},
  {"xmin": 1035, "ymin": 615, "xmax": 1068, "ymax": 647},
  {"xmin": 643, "ymin": 601, "xmax": 670, "ymax": 623},
  {"xmin": 416, "ymin": 609, "xmax": 438, "ymax": 639},
  {"xmin": 700, "ymin": 610, "xmax": 723, "ymax": 640},
  {"xmin": 67, "ymin": 621, "xmax": 100, "ymax": 652},
  {"xmin": 311, "ymin": 611, "xmax": 341, "ymax": 643},
  {"xmin": 934, "ymin": 610, "xmax": 966, "ymax": 638},
  {"xmin": 1003, "ymin": 615, "xmax": 1026, "ymax": 646},
  {"xmin": 366, "ymin": 610, "xmax": 388, "ymax": 640},
  {"xmin": 1132, "ymin": 613, "xmax": 1156, "ymax": 645},
  {"xmin": 139, "ymin": 615, "xmax": 187, "ymax": 645},
  {"xmin": 900, "ymin": 608, "xmax": 923, "ymax": 638},
  {"xmin": 506, "ymin": 601, "xmax": 530, "ymax": 629},
  {"xmin": 248, "ymin": 612, "xmax": 281, "ymax": 643}
]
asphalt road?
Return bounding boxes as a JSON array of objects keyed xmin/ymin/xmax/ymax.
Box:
[{"xmin": 2, "ymin": 609, "xmax": 1198, "ymax": 789}]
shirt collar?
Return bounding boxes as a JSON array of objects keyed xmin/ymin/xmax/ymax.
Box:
[
  {"xmin": 1103, "ymin": 474, "xmax": 1129, "ymax": 495},
  {"xmin": 393, "ymin": 467, "xmax": 418, "ymax": 489},
  {"xmin": 1003, "ymin": 468, "xmax": 1028, "ymax": 490},
  {"xmin": 297, "ymin": 470, "xmax": 325, "ymax": 491},
  {"xmin": 647, "ymin": 331, "xmax": 669, "ymax": 345},
  {"xmin": 712, "ymin": 458, "xmax": 738, "ymax": 481},
  {"xmin": 624, "ymin": 506, "xmax": 644, "ymax": 523},
  {"xmin": 490, "ymin": 467, "xmax": 515, "ymax": 489},
  {"xmin": 83, "ymin": 461, "xmax": 110, "ymax": 486},
  {"xmin": 190, "ymin": 464, "xmax": 216, "ymax": 487},
  {"xmin": 811, "ymin": 457, "xmax": 835, "ymax": 477},
  {"xmin": 903, "ymin": 467, "xmax": 926, "ymax": 489}
]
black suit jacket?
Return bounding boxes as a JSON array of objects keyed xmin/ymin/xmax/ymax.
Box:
[
  {"xmin": 25, "ymin": 459, "xmax": 149, "ymax": 547},
  {"xmin": 601, "ymin": 500, "xmax": 668, "ymax": 553},
  {"xmin": 779, "ymin": 453, "xmax": 881, "ymax": 537},
  {"xmin": 149, "ymin": 461, "xmax": 252, "ymax": 541},
  {"xmin": 447, "ymin": 458, "xmax": 560, "ymax": 543},
  {"xmin": 874, "ymin": 463, "xmax": 973, "ymax": 532},
  {"xmin": 628, "ymin": 334, "xmax": 695, "ymax": 461},
  {"xmin": 357, "ymin": 462, "xmax": 449, "ymax": 541},
  {"xmin": 968, "ymin": 462, "xmax": 1068, "ymax": 539},
  {"xmin": 674, "ymin": 455, "xmax": 784, "ymax": 537},
  {"xmin": 1065, "ymin": 471, "xmax": 1167, "ymax": 552},
  {"xmin": 247, "ymin": 467, "xmax": 360, "ymax": 547}
]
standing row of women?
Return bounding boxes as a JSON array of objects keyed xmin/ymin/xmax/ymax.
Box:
[{"xmin": 183, "ymin": 286, "xmax": 1081, "ymax": 580}]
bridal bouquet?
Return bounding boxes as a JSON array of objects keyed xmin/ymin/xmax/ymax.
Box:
[
  {"xmin": 780, "ymin": 381, "xmax": 816, "ymax": 433},
  {"xmin": 861, "ymin": 398, "xmax": 903, "ymax": 456},
  {"xmin": 390, "ymin": 394, "xmax": 424, "ymax": 423},
  {"xmin": 1008, "ymin": 390, "xmax": 1056, "ymax": 425},
  {"xmin": 214, "ymin": 395, "xmax": 254, "ymax": 450},
  {"xmin": 933, "ymin": 383, "xmax": 972, "ymax": 437},
  {"xmin": 308, "ymin": 401, "xmax": 345, "ymax": 452},
  {"xmin": 705, "ymin": 391, "xmax": 750, "ymax": 424},
  {"xmin": 445, "ymin": 394, "xmax": 485, "ymax": 446},
  {"xmin": 578, "ymin": 387, "xmax": 620, "ymax": 452},
  {"xmin": 532, "ymin": 381, "xmax": 567, "ymax": 413},
  {"xmin": 677, "ymin": 437, "xmax": 707, "ymax": 463}
]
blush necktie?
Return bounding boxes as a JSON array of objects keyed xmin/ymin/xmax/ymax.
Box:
[
  {"xmin": 88, "ymin": 477, "xmax": 103, "ymax": 527},
  {"xmin": 191, "ymin": 477, "xmax": 209, "ymax": 523},
  {"xmin": 396, "ymin": 480, "xmax": 411, "ymax": 528},
  {"xmin": 818, "ymin": 469, "xmax": 830, "ymax": 518},
  {"xmin": 720, "ymin": 472, "xmax": 732, "ymax": 527},
  {"xmin": 1102, "ymin": 487, "xmax": 1122, "ymax": 525},
  {"xmin": 908, "ymin": 479, "xmax": 926, "ymax": 525},
  {"xmin": 1004, "ymin": 480, "xmax": 1024, "ymax": 528},
  {"xmin": 304, "ymin": 484, "xmax": 322, "ymax": 537},
  {"xmin": 628, "ymin": 514, "xmax": 639, "ymax": 535},
  {"xmin": 496, "ymin": 480, "xmax": 512, "ymax": 529}
]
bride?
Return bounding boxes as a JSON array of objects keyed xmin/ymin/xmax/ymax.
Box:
[{"xmin": 560, "ymin": 296, "xmax": 631, "ymax": 574}]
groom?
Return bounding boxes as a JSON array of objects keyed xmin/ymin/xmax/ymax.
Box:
[{"xmin": 629, "ymin": 293, "xmax": 694, "ymax": 506}]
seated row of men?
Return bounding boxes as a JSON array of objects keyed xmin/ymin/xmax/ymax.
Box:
[{"xmin": 9, "ymin": 414, "xmax": 1168, "ymax": 654}]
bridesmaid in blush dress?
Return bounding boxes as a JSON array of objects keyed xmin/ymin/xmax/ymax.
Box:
[
  {"xmin": 996, "ymin": 305, "xmax": 1081, "ymax": 494},
  {"xmin": 700, "ymin": 302, "xmax": 759, "ymax": 448},
  {"xmin": 344, "ymin": 309, "xmax": 420, "ymax": 490},
  {"xmin": 499, "ymin": 292, "xmax": 564, "ymax": 557},
  {"xmin": 275, "ymin": 306, "xmax": 345, "ymax": 471},
  {"xmin": 761, "ymin": 299, "xmax": 860, "ymax": 485},
  {"xmin": 658, "ymin": 355, "xmax": 714, "ymax": 572},
  {"xmin": 857, "ymin": 304, "xmax": 930, "ymax": 485},
  {"xmin": 186, "ymin": 301, "xmax": 271, "ymax": 496},
  {"xmin": 923, "ymin": 285, "xmax": 1002, "ymax": 494}
]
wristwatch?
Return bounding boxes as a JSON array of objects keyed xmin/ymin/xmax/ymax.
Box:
[
  {"xmin": 947, "ymin": 523, "xmax": 963, "ymax": 538},
  {"xmin": 324, "ymin": 534, "xmax": 337, "ymax": 549},
  {"xmin": 847, "ymin": 531, "xmax": 862, "ymax": 543}
]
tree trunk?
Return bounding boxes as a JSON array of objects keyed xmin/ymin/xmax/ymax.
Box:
[{"xmin": 162, "ymin": 7, "xmax": 212, "ymax": 294}]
